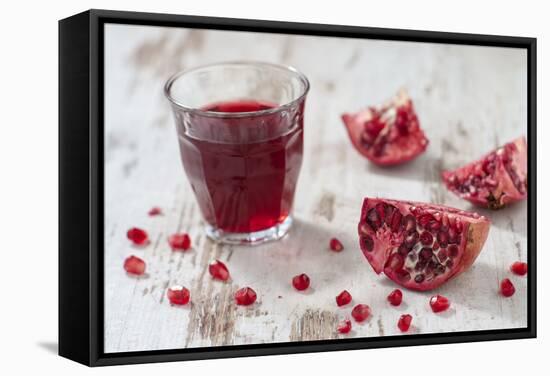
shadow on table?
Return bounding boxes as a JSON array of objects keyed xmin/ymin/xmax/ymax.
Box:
[
  {"xmin": 37, "ymin": 341, "xmax": 58, "ymax": 354},
  {"xmin": 365, "ymin": 152, "xmax": 442, "ymax": 184},
  {"xmin": 377, "ymin": 261, "xmax": 511, "ymax": 319},
  {"xmin": 437, "ymin": 261, "xmax": 512, "ymax": 318},
  {"xmin": 469, "ymin": 200, "xmax": 527, "ymax": 236},
  {"xmin": 229, "ymin": 217, "xmax": 364, "ymax": 289}
]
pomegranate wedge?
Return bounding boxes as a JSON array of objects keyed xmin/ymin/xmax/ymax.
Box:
[
  {"xmin": 442, "ymin": 137, "xmax": 527, "ymax": 209},
  {"xmin": 342, "ymin": 90, "xmax": 428, "ymax": 166},
  {"xmin": 358, "ymin": 198, "xmax": 490, "ymax": 291}
]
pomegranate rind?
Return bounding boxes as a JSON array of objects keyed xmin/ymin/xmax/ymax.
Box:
[
  {"xmin": 455, "ymin": 219, "xmax": 490, "ymax": 277},
  {"xmin": 342, "ymin": 90, "xmax": 429, "ymax": 166},
  {"xmin": 358, "ymin": 197, "xmax": 490, "ymax": 291},
  {"xmin": 442, "ymin": 137, "xmax": 527, "ymax": 209}
]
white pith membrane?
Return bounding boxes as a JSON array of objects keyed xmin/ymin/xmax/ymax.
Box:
[
  {"xmin": 443, "ymin": 137, "xmax": 527, "ymax": 208},
  {"xmin": 359, "ymin": 199, "xmax": 487, "ymax": 290},
  {"xmin": 359, "ymin": 90, "xmax": 409, "ymax": 147}
]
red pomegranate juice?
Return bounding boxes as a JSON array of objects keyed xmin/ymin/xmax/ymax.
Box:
[{"xmin": 177, "ymin": 99, "xmax": 304, "ymax": 233}]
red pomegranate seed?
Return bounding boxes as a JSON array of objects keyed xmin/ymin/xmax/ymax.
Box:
[
  {"xmin": 351, "ymin": 304, "xmax": 371, "ymax": 322},
  {"xmin": 387, "ymin": 289, "xmax": 403, "ymax": 306},
  {"xmin": 336, "ymin": 290, "xmax": 352, "ymax": 306},
  {"xmin": 123, "ymin": 255, "xmax": 146, "ymax": 275},
  {"xmin": 329, "ymin": 238, "xmax": 344, "ymax": 252},
  {"xmin": 397, "ymin": 314, "xmax": 413, "ymax": 332},
  {"xmin": 510, "ymin": 261, "xmax": 528, "ymax": 276},
  {"xmin": 148, "ymin": 207, "xmax": 162, "ymax": 216},
  {"xmin": 337, "ymin": 319, "xmax": 352, "ymax": 334},
  {"xmin": 166, "ymin": 285, "xmax": 190, "ymax": 305},
  {"xmin": 168, "ymin": 233, "xmax": 191, "ymax": 251},
  {"xmin": 209, "ymin": 260, "xmax": 230, "ymax": 281},
  {"xmin": 292, "ymin": 273, "xmax": 311, "ymax": 291},
  {"xmin": 419, "ymin": 231, "xmax": 433, "ymax": 245},
  {"xmin": 235, "ymin": 287, "xmax": 257, "ymax": 306},
  {"xmin": 500, "ymin": 278, "xmax": 516, "ymax": 297},
  {"xmin": 127, "ymin": 227, "xmax": 149, "ymax": 245},
  {"xmin": 365, "ymin": 118, "xmax": 385, "ymax": 138},
  {"xmin": 429, "ymin": 295, "xmax": 450, "ymax": 313}
]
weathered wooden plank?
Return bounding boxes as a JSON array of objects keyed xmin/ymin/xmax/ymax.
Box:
[{"xmin": 103, "ymin": 24, "xmax": 527, "ymax": 353}]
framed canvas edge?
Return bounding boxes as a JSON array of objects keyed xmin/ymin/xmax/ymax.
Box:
[
  {"xmin": 59, "ymin": 9, "xmax": 93, "ymax": 367},
  {"xmin": 58, "ymin": 8, "xmax": 537, "ymax": 367}
]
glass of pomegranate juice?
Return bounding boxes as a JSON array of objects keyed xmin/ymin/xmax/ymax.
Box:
[{"xmin": 164, "ymin": 62, "xmax": 309, "ymax": 245}]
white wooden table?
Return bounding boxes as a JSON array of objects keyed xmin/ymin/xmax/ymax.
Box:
[{"xmin": 103, "ymin": 24, "xmax": 528, "ymax": 353}]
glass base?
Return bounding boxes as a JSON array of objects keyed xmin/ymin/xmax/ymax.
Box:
[{"xmin": 205, "ymin": 216, "xmax": 293, "ymax": 246}]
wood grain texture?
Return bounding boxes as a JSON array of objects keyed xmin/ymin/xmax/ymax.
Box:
[{"xmin": 103, "ymin": 24, "xmax": 528, "ymax": 353}]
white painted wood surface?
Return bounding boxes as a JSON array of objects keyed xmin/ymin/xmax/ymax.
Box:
[{"xmin": 103, "ymin": 24, "xmax": 528, "ymax": 353}]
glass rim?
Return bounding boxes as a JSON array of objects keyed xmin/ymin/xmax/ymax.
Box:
[{"xmin": 164, "ymin": 61, "xmax": 310, "ymax": 119}]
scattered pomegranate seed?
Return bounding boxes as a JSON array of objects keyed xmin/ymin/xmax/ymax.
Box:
[
  {"xmin": 500, "ymin": 278, "xmax": 516, "ymax": 297},
  {"xmin": 168, "ymin": 233, "xmax": 191, "ymax": 251},
  {"xmin": 235, "ymin": 287, "xmax": 257, "ymax": 306},
  {"xmin": 429, "ymin": 295, "xmax": 450, "ymax": 313},
  {"xmin": 351, "ymin": 304, "xmax": 371, "ymax": 322},
  {"xmin": 148, "ymin": 207, "xmax": 162, "ymax": 216},
  {"xmin": 209, "ymin": 260, "xmax": 230, "ymax": 281},
  {"xmin": 167, "ymin": 285, "xmax": 190, "ymax": 305},
  {"xmin": 510, "ymin": 261, "xmax": 528, "ymax": 276},
  {"xmin": 292, "ymin": 273, "xmax": 311, "ymax": 291},
  {"xmin": 123, "ymin": 255, "xmax": 146, "ymax": 275},
  {"xmin": 336, "ymin": 290, "xmax": 352, "ymax": 306},
  {"xmin": 337, "ymin": 319, "xmax": 352, "ymax": 334},
  {"xmin": 127, "ymin": 227, "xmax": 148, "ymax": 245},
  {"xmin": 329, "ymin": 238, "xmax": 344, "ymax": 252},
  {"xmin": 387, "ymin": 289, "xmax": 403, "ymax": 306},
  {"xmin": 397, "ymin": 314, "xmax": 413, "ymax": 332}
]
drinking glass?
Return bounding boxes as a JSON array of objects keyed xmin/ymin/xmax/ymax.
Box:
[{"xmin": 164, "ymin": 62, "xmax": 309, "ymax": 245}]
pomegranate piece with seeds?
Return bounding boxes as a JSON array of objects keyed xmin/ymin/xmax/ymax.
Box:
[
  {"xmin": 442, "ymin": 137, "xmax": 527, "ymax": 209},
  {"xmin": 123, "ymin": 255, "xmax": 146, "ymax": 275},
  {"xmin": 168, "ymin": 233, "xmax": 191, "ymax": 251},
  {"xmin": 329, "ymin": 238, "xmax": 344, "ymax": 252},
  {"xmin": 337, "ymin": 319, "xmax": 352, "ymax": 334},
  {"xmin": 127, "ymin": 227, "xmax": 149, "ymax": 246},
  {"xmin": 342, "ymin": 90, "xmax": 429, "ymax": 166},
  {"xmin": 209, "ymin": 260, "xmax": 230, "ymax": 281},
  {"xmin": 387, "ymin": 289, "xmax": 403, "ymax": 306},
  {"xmin": 351, "ymin": 304, "xmax": 371, "ymax": 322},
  {"xmin": 292, "ymin": 273, "xmax": 311, "ymax": 291},
  {"xmin": 235, "ymin": 287, "xmax": 257, "ymax": 306},
  {"xmin": 510, "ymin": 261, "xmax": 528, "ymax": 276},
  {"xmin": 397, "ymin": 314, "xmax": 413, "ymax": 332},
  {"xmin": 336, "ymin": 290, "xmax": 353, "ymax": 306},
  {"xmin": 500, "ymin": 278, "xmax": 516, "ymax": 297},
  {"xmin": 148, "ymin": 207, "xmax": 162, "ymax": 216},
  {"xmin": 358, "ymin": 197, "xmax": 490, "ymax": 291},
  {"xmin": 167, "ymin": 285, "xmax": 190, "ymax": 305},
  {"xmin": 430, "ymin": 295, "xmax": 451, "ymax": 313}
]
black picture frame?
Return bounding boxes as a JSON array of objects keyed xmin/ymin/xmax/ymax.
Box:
[{"xmin": 59, "ymin": 9, "xmax": 537, "ymax": 367}]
